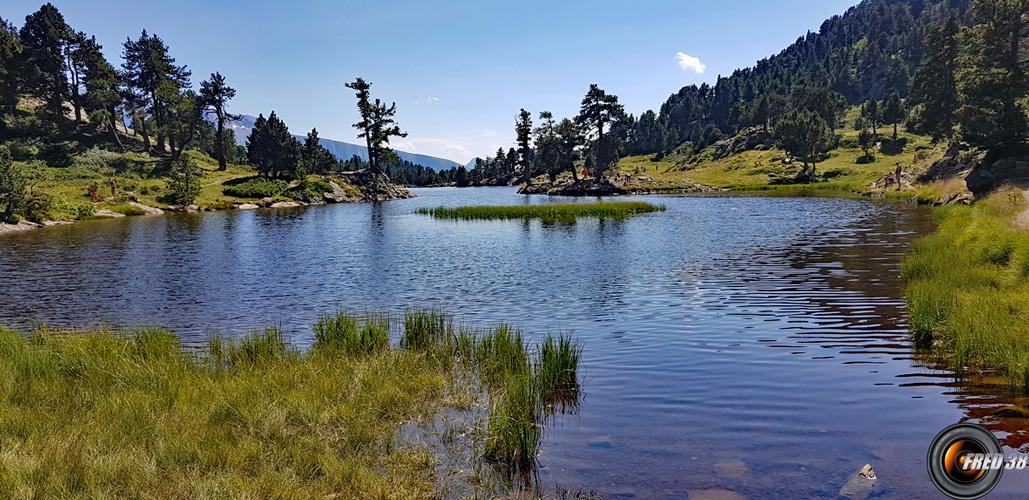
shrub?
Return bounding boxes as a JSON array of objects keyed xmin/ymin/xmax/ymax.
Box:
[
  {"xmin": 222, "ymin": 177, "xmax": 288, "ymax": 198},
  {"xmin": 38, "ymin": 141, "xmax": 78, "ymax": 168}
]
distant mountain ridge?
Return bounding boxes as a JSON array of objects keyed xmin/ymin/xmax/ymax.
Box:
[{"xmin": 223, "ymin": 114, "xmax": 462, "ymax": 172}]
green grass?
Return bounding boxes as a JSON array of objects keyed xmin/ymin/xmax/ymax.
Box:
[
  {"xmin": 902, "ymin": 188, "xmax": 1029, "ymax": 388},
  {"xmin": 0, "ymin": 309, "xmax": 584, "ymax": 496},
  {"xmin": 312, "ymin": 311, "xmax": 390, "ymax": 355},
  {"xmin": 535, "ymin": 333, "xmax": 582, "ymax": 406},
  {"xmin": 417, "ymin": 201, "xmax": 665, "ymax": 222}
]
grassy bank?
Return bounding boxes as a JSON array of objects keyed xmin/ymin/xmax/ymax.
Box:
[
  {"xmin": 0, "ymin": 310, "xmax": 581, "ymax": 497},
  {"xmin": 417, "ymin": 201, "xmax": 665, "ymax": 222},
  {"xmin": 902, "ymin": 188, "xmax": 1029, "ymax": 388}
]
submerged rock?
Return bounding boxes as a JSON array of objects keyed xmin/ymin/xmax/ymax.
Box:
[
  {"xmin": 713, "ymin": 458, "xmax": 750, "ymax": 479},
  {"xmin": 686, "ymin": 489, "xmax": 746, "ymax": 500},
  {"xmin": 837, "ymin": 463, "xmax": 878, "ymax": 500}
]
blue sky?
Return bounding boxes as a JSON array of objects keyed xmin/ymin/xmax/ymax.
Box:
[{"xmin": 5, "ymin": 1, "xmax": 858, "ymax": 163}]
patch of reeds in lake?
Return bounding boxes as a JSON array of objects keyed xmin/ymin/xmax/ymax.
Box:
[
  {"xmin": 0, "ymin": 308, "xmax": 580, "ymax": 496},
  {"xmin": 416, "ymin": 201, "xmax": 664, "ymax": 222}
]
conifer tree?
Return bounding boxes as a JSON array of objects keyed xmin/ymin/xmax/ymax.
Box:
[
  {"xmin": 910, "ymin": 16, "xmax": 960, "ymax": 140},
  {"xmin": 575, "ymin": 84, "xmax": 625, "ymax": 179},
  {"xmin": 18, "ymin": 3, "xmax": 71, "ymax": 121},
  {"xmin": 880, "ymin": 91, "xmax": 905, "ymax": 141},
  {"xmin": 0, "ymin": 17, "xmax": 24, "ymax": 115},
  {"xmin": 956, "ymin": 0, "xmax": 1028, "ymax": 154},
  {"xmin": 774, "ymin": 109, "xmax": 835, "ymax": 177},
  {"xmin": 515, "ymin": 109, "xmax": 533, "ymax": 186},
  {"xmin": 199, "ymin": 72, "xmax": 237, "ymax": 170}
]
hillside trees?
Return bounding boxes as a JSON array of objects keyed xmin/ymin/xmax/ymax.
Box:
[
  {"xmin": 910, "ymin": 15, "xmax": 960, "ymax": 139},
  {"xmin": 121, "ymin": 30, "xmax": 191, "ymax": 152},
  {"xmin": 302, "ymin": 128, "xmax": 338, "ymax": 174},
  {"xmin": 955, "ymin": 0, "xmax": 1028, "ymax": 154},
  {"xmin": 880, "ymin": 91, "xmax": 906, "ymax": 140}
]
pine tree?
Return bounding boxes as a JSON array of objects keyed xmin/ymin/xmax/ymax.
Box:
[
  {"xmin": 861, "ymin": 99, "xmax": 880, "ymax": 135},
  {"xmin": 121, "ymin": 30, "xmax": 190, "ymax": 153},
  {"xmin": 956, "ymin": 0, "xmax": 1028, "ymax": 154},
  {"xmin": 78, "ymin": 36, "xmax": 123, "ymax": 148},
  {"xmin": 774, "ymin": 109, "xmax": 836, "ymax": 177},
  {"xmin": 880, "ymin": 91, "xmax": 906, "ymax": 141},
  {"xmin": 18, "ymin": 4, "xmax": 71, "ymax": 121},
  {"xmin": 0, "ymin": 146, "xmax": 30, "ymax": 223},
  {"xmin": 555, "ymin": 118, "xmax": 582, "ymax": 182},
  {"xmin": 199, "ymin": 72, "xmax": 237, "ymax": 170},
  {"xmin": 166, "ymin": 154, "xmax": 201, "ymax": 206},
  {"xmin": 575, "ymin": 84, "xmax": 625, "ymax": 179},
  {"xmin": 515, "ymin": 109, "xmax": 533, "ymax": 186},
  {"xmin": 303, "ymin": 128, "xmax": 337, "ymax": 174},
  {"xmin": 246, "ymin": 111, "xmax": 299, "ymax": 178},
  {"xmin": 0, "ymin": 17, "xmax": 24, "ymax": 115},
  {"xmin": 345, "ymin": 78, "xmax": 406, "ymax": 174},
  {"xmin": 910, "ymin": 16, "xmax": 960, "ymax": 140}
]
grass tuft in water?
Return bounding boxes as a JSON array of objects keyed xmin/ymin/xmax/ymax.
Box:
[
  {"xmin": 535, "ymin": 333, "xmax": 582, "ymax": 405},
  {"xmin": 417, "ymin": 201, "xmax": 665, "ymax": 222},
  {"xmin": 402, "ymin": 308, "xmax": 452, "ymax": 350},
  {"xmin": 313, "ymin": 311, "xmax": 389, "ymax": 354}
]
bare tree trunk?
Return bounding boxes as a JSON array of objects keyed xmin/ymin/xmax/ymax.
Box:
[{"xmin": 216, "ymin": 110, "xmax": 227, "ymax": 171}]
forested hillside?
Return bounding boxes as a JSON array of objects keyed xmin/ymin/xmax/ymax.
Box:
[{"xmin": 466, "ymin": 0, "xmax": 1025, "ymax": 195}]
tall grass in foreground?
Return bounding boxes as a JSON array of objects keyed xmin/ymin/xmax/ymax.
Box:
[
  {"xmin": 902, "ymin": 188, "xmax": 1029, "ymax": 388},
  {"xmin": 417, "ymin": 201, "xmax": 665, "ymax": 222},
  {"xmin": 0, "ymin": 309, "xmax": 582, "ymax": 496}
]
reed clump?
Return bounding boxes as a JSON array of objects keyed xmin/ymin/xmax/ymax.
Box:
[
  {"xmin": 313, "ymin": 311, "xmax": 390, "ymax": 354},
  {"xmin": 417, "ymin": 201, "xmax": 665, "ymax": 222},
  {"xmin": 902, "ymin": 188, "xmax": 1029, "ymax": 388}
]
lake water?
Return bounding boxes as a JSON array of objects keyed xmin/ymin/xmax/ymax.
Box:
[{"xmin": 2, "ymin": 187, "xmax": 1027, "ymax": 498}]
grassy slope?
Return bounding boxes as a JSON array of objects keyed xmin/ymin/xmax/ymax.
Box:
[
  {"xmin": 614, "ymin": 107, "xmax": 952, "ymax": 200},
  {"xmin": 902, "ymin": 188, "xmax": 1029, "ymax": 388}
]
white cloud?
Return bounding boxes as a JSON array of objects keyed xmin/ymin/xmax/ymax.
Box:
[
  {"xmin": 426, "ymin": 96, "xmax": 440, "ymax": 102},
  {"xmin": 675, "ymin": 51, "xmax": 706, "ymax": 74}
]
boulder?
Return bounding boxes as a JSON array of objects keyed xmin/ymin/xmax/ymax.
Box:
[
  {"xmin": 354, "ymin": 171, "xmax": 414, "ymax": 202},
  {"xmin": 270, "ymin": 201, "xmax": 303, "ymax": 208},
  {"xmin": 0, "ymin": 220, "xmax": 42, "ymax": 234},
  {"xmin": 93, "ymin": 209, "xmax": 126, "ymax": 218},
  {"xmin": 323, "ymin": 180, "xmax": 358, "ymax": 203},
  {"xmin": 127, "ymin": 201, "xmax": 163, "ymax": 215},
  {"xmin": 235, "ymin": 203, "xmax": 260, "ymax": 210}
]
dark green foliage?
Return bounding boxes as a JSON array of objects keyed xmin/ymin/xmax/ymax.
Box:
[
  {"xmin": 774, "ymin": 109, "xmax": 836, "ymax": 175},
  {"xmin": 880, "ymin": 91, "xmax": 906, "ymax": 141},
  {"xmin": 345, "ymin": 77, "xmax": 406, "ymax": 174},
  {"xmin": 0, "ymin": 17, "xmax": 22, "ymax": 115},
  {"xmin": 245, "ymin": 111, "xmax": 300, "ymax": 178},
  {"xmin": 576, "ymin": 84, "xmax": 626, "ymax": 179},
  {"xmin": 0, "ymin": 146, "xmax": 29, "ymax": 222},
  {"xmin": 165, "ymin": 155, "xmax": 200, "ymax": 205},
  {"xmin": 199, "ymin": 72, "xmax": 237, "ymax": 170},
  {"xmin": 956, "ymin": 0, "xmax": 1028, "ymax": 154},
  {"xmin": 857, "ymin": 128, "xmax": 876, "ymax": 163},
  {"xmin": 18, "ymin": 4, "xmax": 71, "ymax": 120},
  {"xmin": 910, "ymin": 15, "xmax": 961, "ymax": 140},
  {"xmin": 221, "ymin": 176, "xmax": 288, "ymax": 198},
  {"xmin": 515, "ymin": 109, "xmax": 533, "ymax": 185},
  {"xmin": 121, "ymin": 30, "xmax": 191, "ymax": 152},
  {"xmin": 301, "ymin": 128, "xmax": 338, "ymax": 174}
]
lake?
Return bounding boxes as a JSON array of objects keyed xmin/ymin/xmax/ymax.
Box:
[{"xmin": 1, "ymin": 187, "xmax": 1027, "ymax": 498}]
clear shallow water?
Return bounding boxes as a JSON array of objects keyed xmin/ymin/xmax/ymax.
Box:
[{"xmin": 2, "ymin": 187, "xmax": 1028, "ymax": 498}]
